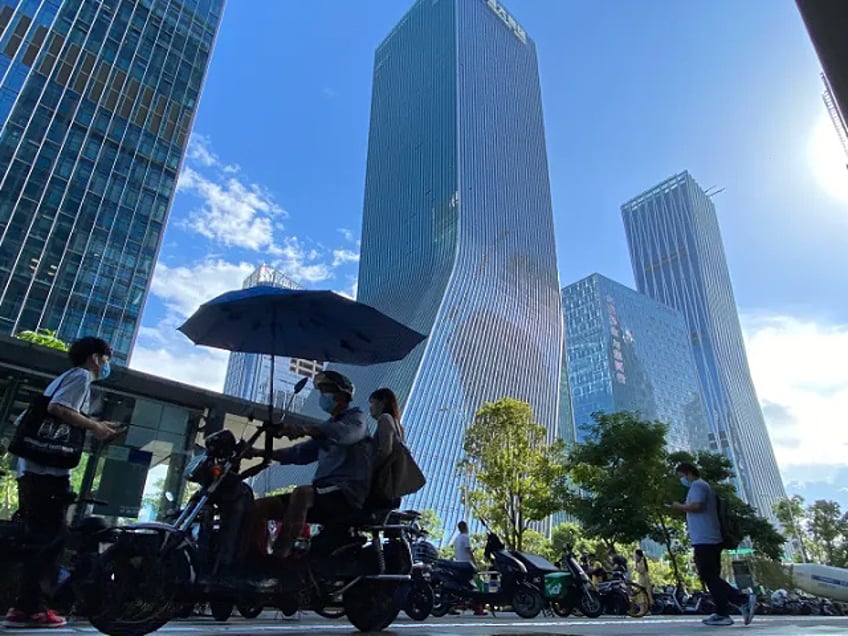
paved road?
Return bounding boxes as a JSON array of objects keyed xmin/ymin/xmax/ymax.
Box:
[{"xmin": 4, "ymin": 614, "xmax": 848, "ymax": 635}]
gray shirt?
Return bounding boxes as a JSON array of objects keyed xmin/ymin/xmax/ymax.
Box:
[
  {"xmin": 276, "ymin": 407, "xmax": 371, "ymax": 508},
  {"xmin": 685, "ymin": 478, "xmax": 723, "ymax": 546},
  {"xmin": 17, "ymin": 367, "xmax": 92, "ymax": 478}
]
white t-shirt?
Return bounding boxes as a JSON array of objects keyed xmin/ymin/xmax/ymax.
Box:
[
  {"xmin": 17, "ymin": 367, "xmax": 92, "ymax": 478},
  {"xmin": 453, "ymin": 533, "xmax": 474, "ymax": 563}
]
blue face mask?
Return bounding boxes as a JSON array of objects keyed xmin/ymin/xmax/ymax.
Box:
[
  {"xmin": 319, "ymin": 394, "xmax": 337, "ymax": 414},
  {"xmin": 679, "ymin": 476, "xmax": 691, "ymax": 488},
  {"xmin": 99, "ymin": 360, "xmax": 111, "ymax": 381}
]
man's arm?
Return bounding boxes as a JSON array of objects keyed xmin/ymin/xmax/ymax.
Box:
[
  {"xmin": 271, "ymin": 439, "xmax": 321, "ymax": 465},
  {"xmin": 670, "ymin": 481, "xmax": 708, "ymax": 513}
]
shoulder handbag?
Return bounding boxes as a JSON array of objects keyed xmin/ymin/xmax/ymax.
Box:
[
  {"xmin": 8, "ymin": 371, "xmax": 88, "ymax": 469},
  {"xmin": 373, "ymin": 417, "xmax": 426, "ymax": 500}
]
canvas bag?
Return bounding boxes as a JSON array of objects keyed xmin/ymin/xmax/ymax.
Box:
[
  {"xmin": 372, "ymin": 416, "xmax": 425, "ymax": 500},
  {"xmin": 8, "ymin": 370, "xmax": 87, "ymax": 469}
]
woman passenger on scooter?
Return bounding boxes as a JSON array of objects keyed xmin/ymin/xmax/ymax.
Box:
[{"xmin": 246, "ymin": 371, "xmax": 370, "ymax": 559}]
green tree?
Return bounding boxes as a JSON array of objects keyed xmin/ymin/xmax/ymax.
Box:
[
  {"xmin": 458, "ymin": 398, "xmax": 568, "ymax": 551},
  {"xmin": 806, "ymin": 500, "xmax": 847, "ymax": 567},
  {"xmin": 565, "ymin": 412, "xmax": 669, "ymax": 550},
  {"xmin": 15, "ymin": 329, "xmax": 68, "ymax": 351},
  {"xmin": 417, "ymin": 509, "xmax": 444, "ymax": 542},
  {"xmin": 773, "ymin": 495, "xmax": 809, "ymax": 562},
  {"xmin": 550, "ymin": 521, "xmax": 602, "ymax": 561}
]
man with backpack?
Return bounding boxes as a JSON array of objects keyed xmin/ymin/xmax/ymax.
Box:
[{"xmin": 670, "ymin": 462, "xmax": 757, "ymax": 627}]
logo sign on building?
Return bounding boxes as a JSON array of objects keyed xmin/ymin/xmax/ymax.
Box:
[{"xmin": 486, "ymin": 0, "xmax": 527, "ymax": 44}]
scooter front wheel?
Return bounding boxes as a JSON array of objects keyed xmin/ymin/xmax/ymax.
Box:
[{"xmin": 579, "ymin": 590, "xmax": 604, "ymax": 618}]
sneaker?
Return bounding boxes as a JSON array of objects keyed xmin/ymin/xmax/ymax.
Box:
[
  {"xmin": 4, "ymin": 609, "xmax": 30, "ymax": 629},
  {"xmin": 741, "ymin": 593, "xmax": 757, "ymax": 625},
  {"xmin": 702, "ymin": 613, "xmax": 734, "ymax": 626},
  {"xmin": 4, "ymin": 608, "xmax": 67, "ymax": 629}
]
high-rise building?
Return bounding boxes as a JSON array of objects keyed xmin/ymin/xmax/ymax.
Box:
[
  {"xmin": 282, "ymin": 0, "xmax": 562, "ymax": 533},
  {"xmin": 621, "ymin": 171, "xmax": 786, "ymax": 522},
  {"xmin": 797, "ymin": 1, "xmax": 848, "ymax": 133},
  {"xmin": 223, "ymin": 264, "xmax": 322, "ymax": 412},
  {"xmin": 822, "ymin": 74, "xmax": 848, "ymax": 161},
  {"xmin": 561, "ymin": 273, "xmax": 711, "ymax": 453},
  {"xmin": 0, "ymin": 0, "xmax": 223, "ymax": 363}
]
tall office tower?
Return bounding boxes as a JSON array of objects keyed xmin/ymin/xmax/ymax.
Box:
[
  {"xmin": 621, "ymin": 172, "xmax": 786, "ymax": 523},
  {"xmin": 294, "ymin": 0, "xmax": 563, "ymax": 533},
  {"xmin": 561, "ymin": 273, "xmax": 711, "ymax": 453},
  {"xmin": 223, "ymin": 264, "xmax": 322, "ymax": 412},
  {"xmin": 822, "ymin": 75, "xmax": 848, "ymax": 161},
  {"xmin": 797, "ymin": 0, "xmax": 848, "ymax": 130},
  {"xmin": 0, "ymin": 0, "xmax": 223, "ymax": 362}
]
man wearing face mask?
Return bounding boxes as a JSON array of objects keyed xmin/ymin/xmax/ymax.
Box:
[
  {"xmin": 669, "ymin": 462, "xmax": 756, "ymax": 627},
  {"xmin": 5, "ymin": 337, "xmax": 120, "ymax": 629},
  {"xmin": 247, "ymin": 371, "xmax": 370, "ymax": 559}
]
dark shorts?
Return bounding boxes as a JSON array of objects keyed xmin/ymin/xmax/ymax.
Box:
[{"xmin": 256, "ymin": 488, "xmax": 355, "ymax": 524}]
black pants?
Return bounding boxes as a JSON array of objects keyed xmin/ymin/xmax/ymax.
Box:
[
  {"xmin": 15, "ymin": 473, "xmax": 70, "ymax": 614},
  {"xmin": 693, "ymin": 543, "xmax": 747, "ymax": 617}
]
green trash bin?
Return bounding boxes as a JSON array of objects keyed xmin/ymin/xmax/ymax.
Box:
[{"xmin": 544, "ymin": 571, "xmax": 573, "ymax": 600}]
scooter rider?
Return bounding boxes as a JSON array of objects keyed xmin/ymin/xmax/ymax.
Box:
[{"xmin": 246, "ymin": 371, "xmax": 371, "ymax": 559}]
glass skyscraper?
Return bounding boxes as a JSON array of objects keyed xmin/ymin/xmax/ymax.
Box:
[
  {"xmin": 621, "ymin": 171, "xmax": 786, "ymax": 522},
  {"xmin": 223, "ymin": 264, "xmax": 321, "ymax": 414},
  {"xmin": 0, "ymin": 0, "xmax": 223, "ymax": 363},
  {"xmin": 287, "ymin": 0, "xmax": 562, "ymax": 533},
  {"xmin": 561, "ymin": 273, "xmax": 711, "ymax": 453}
]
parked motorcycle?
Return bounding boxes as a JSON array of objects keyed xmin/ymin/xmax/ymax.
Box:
[
  {"xmin": 430, "ymin": 532, "xmax": 546, "ymax": 619},
  {"xmin": 0, "ymin": 491, "xmax": 116, "ymax": 619},
  {"xmin": 549, "ymin": 544, "xmax": 604, "ymax": 618},
  {"xmin": 81, "ymin": 389, "xmax": 418, "ymax": 634}
]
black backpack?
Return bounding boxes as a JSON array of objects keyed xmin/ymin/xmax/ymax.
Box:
[{"xmin": 715, "ymin": 493, "xmax": 742, "ymax": 550}]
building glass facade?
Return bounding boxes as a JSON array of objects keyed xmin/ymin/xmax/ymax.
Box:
[
  {"xmin": 223, "ymin": 264, "xmax": 321, "ymax": 415},
  {"xmin": 561, "ymin": 273, "xmax": 711, "ymax": 452},
  {"xmin": 279, "ymin": 0, "xmax": 563, "ymax": 534},
  {"xmin": 621, "ymin": 171, "xmax": 786, "ymax": 523},
  {"xmin": 0, "ymin": 0, "xmax": 224, "ymax": 363}
]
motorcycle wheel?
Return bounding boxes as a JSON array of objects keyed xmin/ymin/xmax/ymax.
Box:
[
  {"xmin": 314, "ymin": 606, "xmax": 345, "ymax": 619},
  {"xmin": 237, "ymin": 603, "xmax": 263, "ymax": 619},
  {"xmin": 210, "ymin": 601, "xmax": 233, "ymax": 622},
  {"xmin": 344, "ymin": 581, "xmax": 401, "ymax": 632},
  {"xmin": 579, "ymin": 590, "xmax": 604, "ymax": 618},
  {"xmin": 176, "ymin": 603, "xmax": 196, "ymax": 619},
  {"xmin": 512, "ymin": 586, "xmax": 545, "ymax": 619},
  {"xmin": 604, "ymin": 589, "xmax": 630, "ymax": 615},
  {"xmin": 86, "ymin": 540, "xmax": 188, "ymax": 636},
  {"xmin": 627, "ymin": 584, "xmax": 651, "ymax": 618},
  {"xmin": 550, "ymin": 600, "xmax": 573, "ymax": 617},
  {"xmin": 404, "ymin": 582, "xmax": 434, "ymax": 621}
]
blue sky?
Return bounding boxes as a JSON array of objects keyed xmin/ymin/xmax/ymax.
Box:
[{"xmin": 131, "ymin": 1, "xmax": 848, "ymax": 507}]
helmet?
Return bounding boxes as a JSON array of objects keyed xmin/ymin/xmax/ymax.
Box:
[{"xmin": 313, "ymin": 370, "xmax": 355, "ymax": 399}]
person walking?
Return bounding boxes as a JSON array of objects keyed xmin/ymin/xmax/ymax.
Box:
[
  {"xmin": 670, "ymin": 462, "xmax": 756, "ymax": 627},
  {"xmin": 5, "ymin": 337, "xmax": 119, "ymax": 628},
  {"xmin": 634, "ymin": 549, "xmax": 653, "ymax": 606}
]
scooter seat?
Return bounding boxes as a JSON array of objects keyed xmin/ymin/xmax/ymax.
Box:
[{"xmin": 434, "ymin": 559, "xmax": 477, "ymax": 582}]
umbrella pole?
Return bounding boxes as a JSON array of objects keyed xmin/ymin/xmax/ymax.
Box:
[{"xmin": 269, "ymin": 353, "xmax": 275, "ymax": 426}]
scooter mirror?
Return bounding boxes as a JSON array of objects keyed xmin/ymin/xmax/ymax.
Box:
[{"xmin": 294, "ymin": 377, "xmax": 309, "ymax": 394}]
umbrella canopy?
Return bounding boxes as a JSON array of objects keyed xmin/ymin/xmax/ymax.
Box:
[{"xmin": 178, "ymin": 287, "xmax": 427, "ymax": 365}]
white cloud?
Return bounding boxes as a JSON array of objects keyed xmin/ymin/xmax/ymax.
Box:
[
  {"xmin": 186, "ymin": 134, "xmax": 218, "ymax": 167},
  {"xmin": 130, "ymin": 342, "xmax": 229, "ymax": 393},
  {"xmin": 742, "ymin": 314, "xmax": 848, "ymax": 481},
  {"xmin": 178, "ymin": 166, "xmax": 285, "ymax": 253},
  {"xmin": 150, "ymin": 259, "xmax": 256, "ymax": 319},
  {"xmin": 272, "ymin": 236, "xmax": 333, "ymax": 284},
  {"xmin": 338, "ymin": 228, "xmax": 356, "ymax": 243},
  {"xmin": 332, "ymin": 248, "xmax": 360, "ymax": 267}
]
